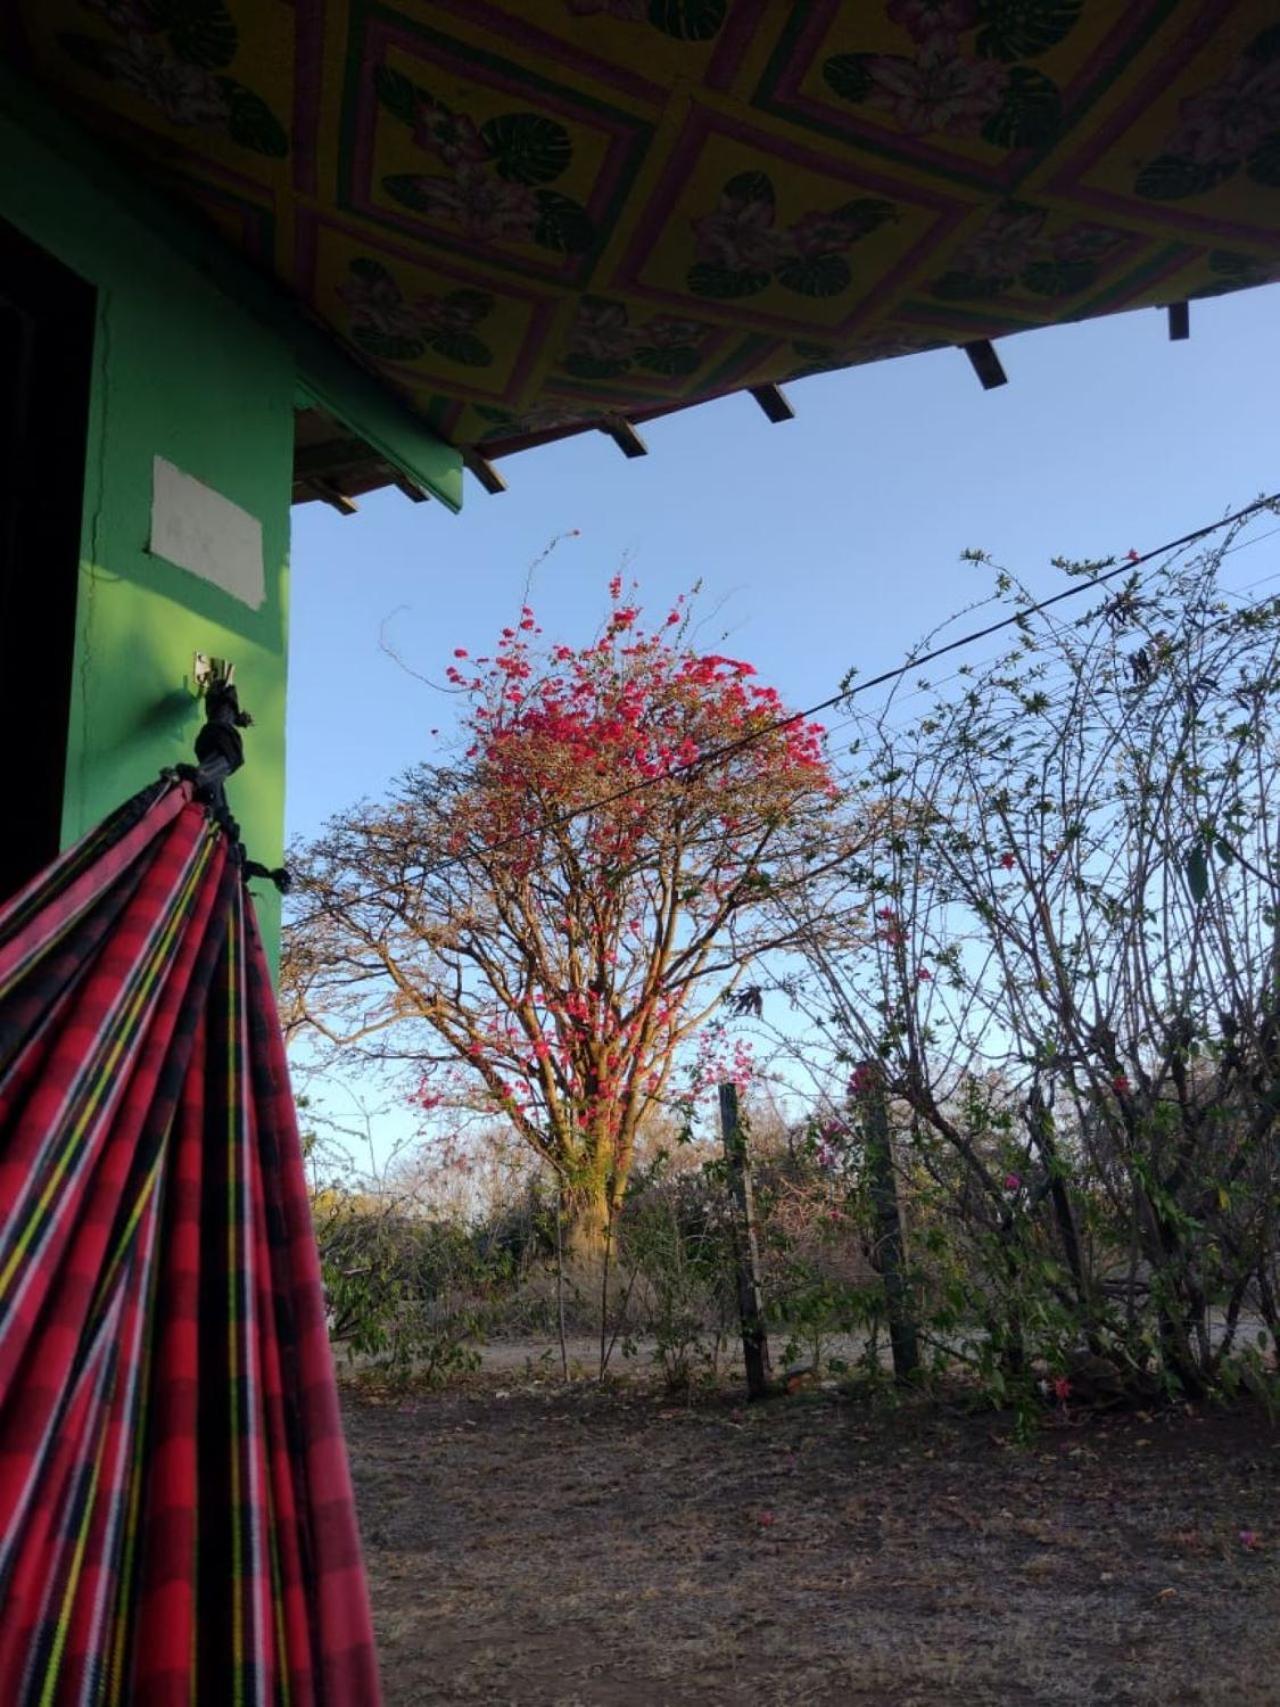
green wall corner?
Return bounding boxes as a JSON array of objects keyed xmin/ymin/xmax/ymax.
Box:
[
  {"xmin": 2, "ymin": 105, "xmax": 293, "ymax": 958},
  {"xmin": 1, "ymin": 75, "xmax": 465, "ymax": 967}
]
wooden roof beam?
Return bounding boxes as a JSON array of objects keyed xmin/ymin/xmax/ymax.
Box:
[
  {"xmin": 602, "ymin": 418, "xmax": 648, "ymax": 459},
  {"xmin": 963, "ymin": 340, "xmax": 1008, "ymax": 390},
  {"xmin": 749, "ymin": 383, "xmax": 795, "ymax": 424},
  {"xmin": 312, "ymin": 480, "xmax": 358, "ymax": 516},
  {"xmin": 293, "ymin": 435, "xmax": 372, "ymax": 480},
  {"xmin": 463, "ymin": 450, "xmax": 508, "ymax": 495}
]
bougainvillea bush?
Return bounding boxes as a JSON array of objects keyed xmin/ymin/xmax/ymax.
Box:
[
  {"xmin": 771, "ymin": 514, "xmax": 1280, "ymax": 1401},
  {"xmin": 286, "ymin": 580, "xmax": 837, "ymax": 1252}
]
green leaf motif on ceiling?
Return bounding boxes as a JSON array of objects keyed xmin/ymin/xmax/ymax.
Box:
[
  {"xmin": 975, "ymin": 0, "xmax": 1082, "ymax": 63},
  {"xmin": 481, "ymin": 113, "xmax": 573, "ymax": 186},
  {"xmin": 1134, "ymin": 155, "xmax": 1237, "ymax": 201},
  {"xmin": 686, "ymin": 263, "xmax": 772, "ymax": 300},
  {"xmin": 980, "ymin": 66, "xmax": 1062, "ymax": 149},
  {"xmin": 1134, "ymin": 29, "xmax": 1280, "ymax": 202},
  {"xmin": 929, "ymin": 270, "xmax": 1011, "ymax": 301},
  {"xmin": 374, "ymin": 77, "xmax": 594, "ymax": 255},
  {"xmin": 560, "ymin": 298, "xmax": 709, "ymax": 383},
  {"xmin": 563, "ymin": 354, "xmax": 631, "ymax": 380},
  {"xmin": 646, "ymin": 0, "xmax": 727, "ymax": 42},
  {"xmin": 822, "ymin": 4, "xmax": 1077, "ymax": 148},
  {"xmin": 428, "ymin": 330, "xmax": 493, "ymax": 368},
  {"xmin": 531, "ymin": 191, "xmax": 596, "ymax": 255},
  {"xmin": 822, "ymin": 53, "xmax": 873, "ymax": 104},
  {"xmin": 723, "ymin": 170, "xmax": 776, "ymax": 206},
  {"xmin": 831, "ymin": 199, "xmax": 898, "ymax": 238},
  {"xmin": 374, "ymin": 64, "xmax": 418, "ymax": 126},
  {"xmin": 1020, "ymin": 257, "xmax": 1097, "ymax": 297},
  {"xmin": 775, "ymin": 253, "xmax": 852, "ymax": 298},
  {"xmin": 220, "ymin": 80, "xmax": 289, "ymax": 157},
  {"xmin": 351, "ymin": 327, "xmax": 426, "ymax": 361},
  {"xmin": 343, "ymin": 262, "xmax": 495, "ymax": 369},
  {"xmin": 633, "ymin": 345, "xmax": 701, "ymax": 376},
  {"xmin": 55, "ymin": 14, "xmax": 287, "ymax": 156}
]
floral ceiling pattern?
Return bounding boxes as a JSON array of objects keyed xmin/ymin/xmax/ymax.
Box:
[{"xmin": 8, "ymin": 1, "xmax": 1280, "ymax": 460}]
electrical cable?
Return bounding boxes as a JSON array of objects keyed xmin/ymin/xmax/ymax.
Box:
[
  {"xmin": 816, "ymin": 553, "xmax": 1280, "ymax": 760},
  {"xmin": 291, "ymin": 492, "xmax": 1280, "ymax": 919},
  {"xmin": 409, "ymin": 492, "xmax": 1280, "ymax": 883}
]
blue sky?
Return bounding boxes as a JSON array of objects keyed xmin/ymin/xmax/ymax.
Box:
[
  {"xmin": 286, "ymin": 284, "xmax": 1278, "ymax": 1174},
  {"xmin": 287, "ymin": 283, "xmax": 1278, "ymax": 845}
]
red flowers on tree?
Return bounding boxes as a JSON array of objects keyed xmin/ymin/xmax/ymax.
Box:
[{"xmin": 286, "ymin": 579, "xmax": 833, "ymax": 1252}]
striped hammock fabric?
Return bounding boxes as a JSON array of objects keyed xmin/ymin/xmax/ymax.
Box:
[{"xmin": 0, "ymin": 782, "xmax": 380, "ymax": 1705}]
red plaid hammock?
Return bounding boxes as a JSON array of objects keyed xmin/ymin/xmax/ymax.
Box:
[{"xmin": 0, "ymin": 781, "xmax": 380, "ymax": 1704}]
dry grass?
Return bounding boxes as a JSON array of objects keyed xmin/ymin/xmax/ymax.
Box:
[{"xmin": 344, "ymin": 1365, "xmax": 1280, "ymax": 1705}]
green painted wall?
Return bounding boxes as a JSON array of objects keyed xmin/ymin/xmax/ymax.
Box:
[{"xmin": 1, "ymin": 110, "xmax": 292, "ymax": 953}]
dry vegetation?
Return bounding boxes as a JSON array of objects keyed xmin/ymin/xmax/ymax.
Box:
[
  {"xmin": 346, "ymin": 1361, "xmax": 1280, "ymax": 1706},
  {"xmin": 299, "ymin": 529, "xmax": 1280, "ymax": 1702}
]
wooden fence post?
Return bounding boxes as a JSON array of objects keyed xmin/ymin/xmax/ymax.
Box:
[
  {"xmin": 857, "ymin": 1065, "xmax": 920, "ymax": 1385},
  {"xmin": 719, "ymin": 1082, "xmax": 772, "ymax": 1400}
]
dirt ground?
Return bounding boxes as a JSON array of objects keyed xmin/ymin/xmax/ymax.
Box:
[{"xmin": 345, "ymin": 1362, "xmax": 1280, "ymax": 1707}]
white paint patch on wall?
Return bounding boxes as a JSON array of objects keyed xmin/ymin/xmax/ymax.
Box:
[{"xmin": 149, "ymin": 456, "xmax": 265, "ymax": 610}]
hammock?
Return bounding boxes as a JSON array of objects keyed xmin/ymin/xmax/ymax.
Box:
[{"xmin": 0, "ymin": 780, "xmax": 380, "ymax": 1704}]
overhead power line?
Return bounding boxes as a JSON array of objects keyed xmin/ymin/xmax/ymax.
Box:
[
  {"xmin": 306, "ymin": 493, "xmax": 1280, "ymax": 899},
  {"xmin": 818, "ymin": 546, "xmax": 1280, "ymax": 758}
]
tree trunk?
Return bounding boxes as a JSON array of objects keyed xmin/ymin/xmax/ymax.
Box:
[
  {"xmin": 561, "ymin": 1150, "xmax": 619, "ymax": 1260},
  {"xmin": 560, "ymin": 1124, "xmax": 632, "ymax": 1260},
  {"xmin": 859, "ymin": 1072, "xmax": 919, "ymax": 1385},
  {"xmin": 561, "ymin": 1184, "xmax": 609, "ymax": 1260}
]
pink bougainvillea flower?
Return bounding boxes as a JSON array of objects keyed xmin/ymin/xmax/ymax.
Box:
[
  {"xmin": 1004, "ymin": 1172, "xmax": 1022, "ymax": 1192},
  {"xmin": 848, "ymin": 1063, "xmax": 877, "ymax": 1097}
]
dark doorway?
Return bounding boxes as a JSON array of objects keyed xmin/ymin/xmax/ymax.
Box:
[{"xmin": 0, "ymin": 219, "xmax": 95, "ymax": 902}]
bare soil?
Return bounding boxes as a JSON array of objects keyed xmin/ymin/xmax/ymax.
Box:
[{"xmin": 345, "ymin": 1362, "xmax": 1280, "ymax": 1706}]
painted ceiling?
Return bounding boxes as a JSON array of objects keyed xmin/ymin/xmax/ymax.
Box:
[{"xmin": 7, "ymin": 1, "xmax": 1280, "ymax": 463}]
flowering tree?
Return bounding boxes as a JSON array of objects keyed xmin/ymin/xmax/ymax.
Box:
[{"xmin": 286, "ymin": 581, "xmax": 836, "ymax": 1253}]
